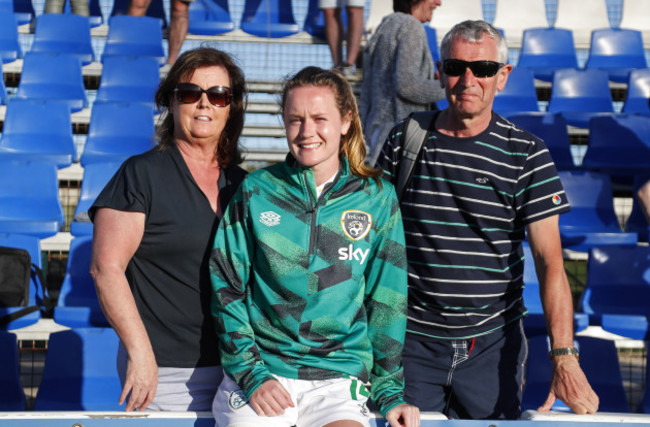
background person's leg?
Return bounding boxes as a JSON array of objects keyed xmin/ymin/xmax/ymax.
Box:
[
  {"xmin": 343, "ymin": 6, "xmax": 363, "ymax": 68},
  {"xmin": 44, "ymin": 0, "xmax": 65, "ymax": 14},
  {"xmin": 322, "ymin": 7, "xmax": 343, "ymax": 67},
  {"xmin": 127, "ymin": 0, "xmax": 150, "ymax": 16},
  {"xmin": 166, "ymin": 0, "xmax": 189, "ymax": 65}
]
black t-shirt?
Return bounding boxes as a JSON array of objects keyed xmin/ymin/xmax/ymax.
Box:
[{"xmin": 90, "ymin": 144, "xmax": 247, "ymax": 368}]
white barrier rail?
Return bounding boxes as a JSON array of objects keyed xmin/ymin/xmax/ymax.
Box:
[{"xmin": 1, "ymin": 410, "xmax": 650, "ymax": 426}]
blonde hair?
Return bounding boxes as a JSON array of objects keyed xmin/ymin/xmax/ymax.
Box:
[{"xmin": 280, "ymin": 66, "xmax": 381, "ymax": 185}]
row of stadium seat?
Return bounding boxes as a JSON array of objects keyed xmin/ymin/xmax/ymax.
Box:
[
  {"xmin": 2, "ymin": 48, "xmax": 649, "ymax": 121},
  {"xmin": 4, "ymin": 10, "xmax": 650, "ymax": 73},
  {"xmin": 4, "ymin": 18, "xmax": 650, "ymax": 118},
  {"xmin": 1, "ymin": 14, "xmax": 166, "ymax": 65},
  {"xmin": 430, "ymin": 0, "xmax": 650, "ymax": 49},
  {"xmin": 3, "ymin": 0, "xmax": 649, "ymax": 47},
  {"xmin": 1, "ymin": 0, "xmax": 355, "ymax": 38},
  {"xmin": 0, "ymin": 97, "xmax": 155, "ymax": 167},
  {"xmin": 1, "ymin": 236, "xmax": 649, "ymax": 412},
  {"xmin": 2, "ymin": 327, "xmax": 648, "ymax": 413},
  {"xmin": 0, "ymin": 96, "xmax": 646, "ymax": 170},
  {"xmin": 425, "ymin": 26, "xmax": 650, "ymax": 81},
  {"xmin": 0, "ymin": 156, "xmax": 647, "ymax": 249}
]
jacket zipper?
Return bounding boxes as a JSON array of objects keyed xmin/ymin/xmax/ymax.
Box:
[{"xmin": 305, "ymin": 170, "xmax": 341, "ymax": 256}]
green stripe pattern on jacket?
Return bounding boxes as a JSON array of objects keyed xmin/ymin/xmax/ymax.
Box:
[{"xmin": 210, "ymin": 156, "xmax": 408, "ymax": 417}]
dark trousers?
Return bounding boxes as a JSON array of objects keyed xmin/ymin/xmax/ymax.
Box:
[{"xmin": 403, "ymin": 320, "xmax": 527, "ymax": 420}]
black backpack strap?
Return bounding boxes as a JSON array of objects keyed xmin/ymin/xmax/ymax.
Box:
[
  {"xmin": 32, "ymin": 263, "xmax": 55, "ymax": 316},
  {"xmin": 0, "ymin": 306, "xmax": 41, "ymax": 327},
  {"xmin": 395, "ymin": 110, "xmax": 437, "ymax": 200}
]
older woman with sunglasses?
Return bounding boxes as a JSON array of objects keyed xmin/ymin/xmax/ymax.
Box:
[{"xmin": 89, "ymin": 48, "xmax": 247, "ymax": 412}]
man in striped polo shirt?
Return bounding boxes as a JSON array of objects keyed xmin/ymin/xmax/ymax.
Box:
[{"xmin": 376, "ymin": 20, "xmax": 599, "ymax": 419}]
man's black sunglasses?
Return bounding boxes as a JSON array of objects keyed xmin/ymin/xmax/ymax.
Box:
[
  {"xmin": 442, "ymin": 59, "xmax": 504, "ymax": 78},
  {"xmin": 174, "ymin": 83, "xmax": 232, "ymax": 107}
]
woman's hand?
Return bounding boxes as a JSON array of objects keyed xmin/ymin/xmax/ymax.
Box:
[
  {"xmin": 121, "ymin": 347, "xmax": 158, "ymax": 411},
  {"xmin": 249, "ymin": 380, "xmax": 294, "ymax": 417},
  {"xmin": 386, "ymin": 403, "xmax": 420, "ymax": 427}
]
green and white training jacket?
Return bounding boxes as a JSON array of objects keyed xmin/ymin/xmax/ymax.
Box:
[{"xmin": 209, "ymin": 156, "xmax": 408, "ymax": 417}]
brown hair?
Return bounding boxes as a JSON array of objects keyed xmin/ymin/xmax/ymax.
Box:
[
  {"xmin": 155, "ymin": 47, "xmax": 246, "ymax": 168},
  {"xmin": 393, "ymin": 0, "xmax": 424, "ymax": 14},
  {"xmin": 280, "ymin": 66, "xmax": 381, "ymax": 184}
]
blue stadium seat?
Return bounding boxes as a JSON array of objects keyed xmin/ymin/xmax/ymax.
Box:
[
  {"xmin": 303, "ymin": 0, "xmax": 326, "ymax": 38},
  {"xmin": 304, "ymin": 0, "xmax": 350, "ymax": 40},
  {"xmin": 0, "ymin": 160, "xmax": 64, "ymax": 239},
  {"xmin": 425, "ymin": 25, "xmax": 439, "ymax": 63},
  {"xmin": 33, "ymin": 327, "xmax": 124, "ymax": 410},
  {"xmin": 0, "ymin": 10, "xmax": 21, "ymax": 64},
  {"xmin": 493, "ymin": 67, "xmax": 539, "ymax": 116},
  {"xmin": 582, "ymin": 114, "xmax": 650, "ymax": 176},
  {"xmin": 54, "ymin": 236, "xmax": 109, "ymax": 328},
  {"xmin": 622, "ymin": 68, "xmax": 650, "ymax": 115},
  {"xmin": 557, "ymin": 171, "xmax": 638, "ymax": 252},
  {"xmin": 110, "ymin": 0, "xmax": 167, "ymax": 28},
  {"xmin": 94, "ymin": 55, "xmax": 160, "ymax": 110},
  {"xmin": 579, "ymin": 245, "xmax": 650, "ymax": 340},
  {"xmin": 188, "ymin": 0, "xmax": 234, "ymax": 35},
  {"xmin": 505, "ymin": 112, "xmax": 575, "ymax": 171},
  {"xmin": 0, "ymin": 0, "xmax": 34, "ymax": 25},
  {"xmin": 547, "ymin": 68, "xmax": 615, "ymax": 129},
  {"xmin": 70, "ymin": 162, "xmax": 122, "ymax": 236},
  {"xmin": 240, "ymin": 0, "xmax": 300, "ymax": 38},
  {"xmin": 626, "ymin": 175, "xmax": 650, "ymax": 243},
  {"xmin": 14, "ymin": 52, "xmax": 88, "ymax": 113},
  {"xmin": 64, "ymin": 0, "xmax": 104, "ymax": 27},
  {"xmin": 30, "ymin": 13, "xmax": 94, "ymax": 66},
  {"xmin": 0, "ymin": 331, "xmax": 25, "ymax": 410},
  {"xmin": 521, "ymin": 242, "xmax": 588, "ymax": 337},
  {"xmin": 516, "ymin": 28, "xmax": 578, "ymax": 82},
  {"xmin": 585, "ymin": 28, "xmax": 647, "ymax": 84},
  {"xmin": 0, "ymin": 233, "xmax": 44, "ymax": 330},
  {"xmin": 81, "ymin": 102, "xmax": 155, "ymax": 166},
  {"xmin": 0, "ymin": 99, "xmax": 76, "ymax": 168},
  {"xmin": 0, "ymin": 66, "xmax": 6, "ymax": 105},
  {"xmin": 522, "ymin": 335, "xmax": 630, "ymax": 412},
  {"xmin": 101, "ymin": 15, "xmax": 165, "ymax": 65}
]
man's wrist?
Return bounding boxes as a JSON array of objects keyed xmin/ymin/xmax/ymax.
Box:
[{"xmin": 549, "ymin": 347, "xmax": 579, "ymax": 361}]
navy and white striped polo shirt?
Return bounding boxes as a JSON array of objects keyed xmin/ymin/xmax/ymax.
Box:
[{"xmin": 377, "ymin": 112, "xmax": 570, "ymax": 340}]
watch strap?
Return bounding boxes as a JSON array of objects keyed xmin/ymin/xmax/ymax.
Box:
[{"xmin": 549, "ymin": 347, "xmax": 579, "ymax": 361}]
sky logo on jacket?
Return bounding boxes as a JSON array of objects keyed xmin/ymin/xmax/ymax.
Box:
[
  {"xmin": 339, "ymin": 210, "xmax": 372, "ymax": 265},
  {"xmin": 338, "ymin": 245, "xmax": 370, "ymax": 265}
]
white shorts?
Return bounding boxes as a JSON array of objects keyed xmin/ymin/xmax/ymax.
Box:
[
  {"xmin": 213, "ymin": 374, "xmax": 371, "ymax": 427},
  {"xmin": 319, "ymin": 0, "xmax": 365, "ymax": 9}
]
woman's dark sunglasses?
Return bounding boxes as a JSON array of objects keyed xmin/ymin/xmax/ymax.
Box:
[
  {"xmin": 174, "ymin": 83, "xmax": 232, "ymax": 107},
  {"xmin": 442, "ymin": 59, "xmax": 504, "ymax": 78}
]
